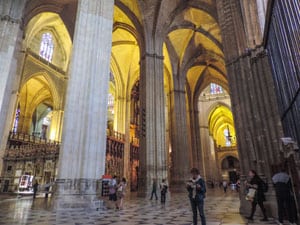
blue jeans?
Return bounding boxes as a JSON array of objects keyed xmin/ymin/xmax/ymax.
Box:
[
  {"xmin": 190, "ymin": 198, "xmax": 206, "ymax": 225},
  {"xmin": 150, "ymin": 190, "xmax": 157, "ymax": 200}
]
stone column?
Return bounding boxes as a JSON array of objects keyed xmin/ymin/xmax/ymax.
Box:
[
  {"xmin": 138, "ymin": 51, "xmax": 167, "ymax": 197},
  {"xmin": 49, "ymin": 110, "xmax": 63, "ymax": 142},
  {"xmin": 217, "ymin": 0, "xmax": 284, "ymax": 217},
  {"xmin": 199, "ymin": 126, "xmax": 214, "ymax": 180},
  {"xmin": 0, "ymin": 0, "xmax": 25, "ymax": 172},
  {"xmin": 55, "ymin": 0, "xmax": 114, "ymax": 204},
  {"xmin": 169, "ymin": 80, "xmax": 191, "ymax": 190},
  {"xmin": 190, "ymin": 108, "xmax": 204, "ymax": 173}
]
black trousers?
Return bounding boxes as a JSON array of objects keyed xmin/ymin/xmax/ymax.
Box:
[
  {"xmin": 190, "ymin": 198, "xmax": 206, "ymax": 225},
  {"xmin": 250, "ymin": 200, "xmax": 267, "ymax": 219},
  {"xmin": 276, "ymin": 190, "xmax": 294, "ymax": 223},
  {"xmin": 150, "ymin": 190, "xmax": 157, "ymax": 200}
]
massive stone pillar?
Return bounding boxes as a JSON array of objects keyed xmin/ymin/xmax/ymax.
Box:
[
  {"xmin": 137, "ymin": 1, "xmax": 168, "ymax": 197},
  {"xmin": 169, "ymin": 78, "xmax": 191, "ymax": 190},
  {"xmin": 0, "ymin": 0, "xmax": 26, "ymax": 172},
  {"xmin": 217, "ymin": 0, "xmax": 283, "ymax": 217},
  {"xmin": 199, "ymin": 127, "xmax": 211, "ymax": 179},
  {"xmin": 189, "ymin": 107, "xmax": 204, "ymax": 173},
  {"xmin": 138, "ymin": 50, "xmax": 167, "ymax": 196},
  {"xmin": 55, "ymin": 0, "xmax": 114, "ymax": 202}
]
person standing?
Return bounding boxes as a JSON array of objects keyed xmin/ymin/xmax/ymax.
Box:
[
  {"xmin": 150, "ymin": 178, "xmax": 158, "ymax": 200},
  {"xmin": 160, "ymin": 179, "xmax": 168, "ymax": 204},
  {"xmin": 108, "ymin": 175, "xmax": 118, "ymax": 209},
  {"xmin": 116, "ymin": 177, "xmax": 127, "ymax": 210},
  {"xmin": 222, "ymin": 180, "xmax": 228, "ymax": 193},
  {"xmin": 187, "ymin": 168, "xmax": 206, "ymax": 225},
  {"xmin": 272, "ymin": 166, "xmax": 296, "ymax": 225},
  {"xmin": 33, "ymin": 181, "xmax": 39, "ymax": 199},
  {"xmin": 44, "ymin": 182, "xmax": 51, "ymax": 198},
  {"xmin": 245, "ymin": 170, "xmax": 268, "ymax": 221}
]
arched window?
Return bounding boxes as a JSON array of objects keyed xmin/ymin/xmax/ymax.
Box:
[
  {"xmin": 210, "ymin": 83, "xmax": 223, "ymax": 94},
  {"xmin": 12, "ymin": 106, "xmax": 20, "ymax": 133},
  {"xmin": 39, "ymin": 33, "xmax": 54, "ymax": 62}
]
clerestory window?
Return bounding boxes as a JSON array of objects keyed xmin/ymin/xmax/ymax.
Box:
[{"xmin": 39, "ymin": 32, "xmax": 54, "ymax": 62}]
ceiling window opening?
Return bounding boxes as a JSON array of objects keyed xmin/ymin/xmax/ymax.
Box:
[{"xmin": 39, "ymin": 32, "xmax": 54, "ymax": 62}]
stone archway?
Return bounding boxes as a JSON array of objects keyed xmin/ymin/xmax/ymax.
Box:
[{"xmin": 220, "ymin": 155, "xmax": 240, "ymax": 183}]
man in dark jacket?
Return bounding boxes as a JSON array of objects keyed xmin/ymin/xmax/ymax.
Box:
[
  {"xmin": 187, "ymin": 168, "xmax": 206, "ymax": 225},
  {"xmin": 33, "ymin": 181, "xmax": 38, "ymax": 199},
  {"xmin": 272, "ymin": 167, "xmax": 296, "ymax": 225}
]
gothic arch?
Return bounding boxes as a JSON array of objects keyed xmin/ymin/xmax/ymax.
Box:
[
  {"xmin": 24, "ymin": 12, "xmax": 72, "ymax": 71},
  {"xmin": 220, "ymin": 154, "xmax": 240, "ymax": 170},
  {"xmin": 20, "ymin": 72, "xmax": 61, "ymax": 110},
  {"xmin": 23, "ymin": 0, "xmax": 77, "ymax": 40},
  {"xmin": 115, "ymin": 0, "xmax": 145, "ymax": 51}
]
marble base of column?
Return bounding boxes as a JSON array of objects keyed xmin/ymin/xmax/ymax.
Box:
[{"xmin": 51, "ymin": 179, "xmax": 103, "ymax": 210}]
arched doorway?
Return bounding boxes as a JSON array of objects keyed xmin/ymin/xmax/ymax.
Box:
[{"xmin": 221, "ymin": 155, "xmax": 240, "ymax": 183}]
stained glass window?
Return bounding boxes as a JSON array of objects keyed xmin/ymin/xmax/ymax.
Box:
[
  {"xmin": 210, "ymin": 83, "xmax": 223, "ymax": 94},
  {"xmin": 13, "ymin": 108, "xmax": 20, "ymax": 133},
  {"xmin": 39, "ymin": 33, "xmax": 54, "ymax": 62}
]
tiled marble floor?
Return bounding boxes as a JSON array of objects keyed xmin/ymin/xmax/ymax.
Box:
[{"xmin": 0, "ymin": 189, "xmax": 279, "ymax": 225}]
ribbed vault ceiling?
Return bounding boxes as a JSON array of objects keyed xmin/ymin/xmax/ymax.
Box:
[
  {"xmin": 24, "ymin": 0, "xmax": 228, "ymax": 104},
  {"xmin": 113, "ymin": 0, "xmax": 227, "ymax": 99}
]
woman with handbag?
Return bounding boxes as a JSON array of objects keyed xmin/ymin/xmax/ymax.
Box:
[
  {"xmin": 116, "ymin": 177, "xmax": 127, "ymax": 210},
  {"xmin": 245, "ymin": 170, "xmax": 268, "ymax": 221}
]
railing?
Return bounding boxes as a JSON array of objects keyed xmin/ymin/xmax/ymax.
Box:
[
  {"xmin": 6, "ymin": 131, "xmax": 130, "ymax": 163},
  {"xmin": 5, "ymin": 132, "xmax": 60, "ymax": 160},
  {"xmin": 8, "ymin": 131, "xmax": 60, "ymax": 146},
  {"xmin": 106, "ymin": 130, "xmax": 125, "ymax": 141},
  {"xmin": 4, "ymin": 143, "xmax": 59, "ymax": 159},
  {"xmin": 215, "ymin": 146, "xmax": 237, "ymax": 152}
]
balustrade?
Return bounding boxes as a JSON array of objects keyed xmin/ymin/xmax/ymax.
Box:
[
  {"xmin": 5, "ymin": 132, "xmax": 60, "ymax": 160},
  {"xmin": 5, "ymin": 132, "xmax": 138, "ymax": 186}
]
